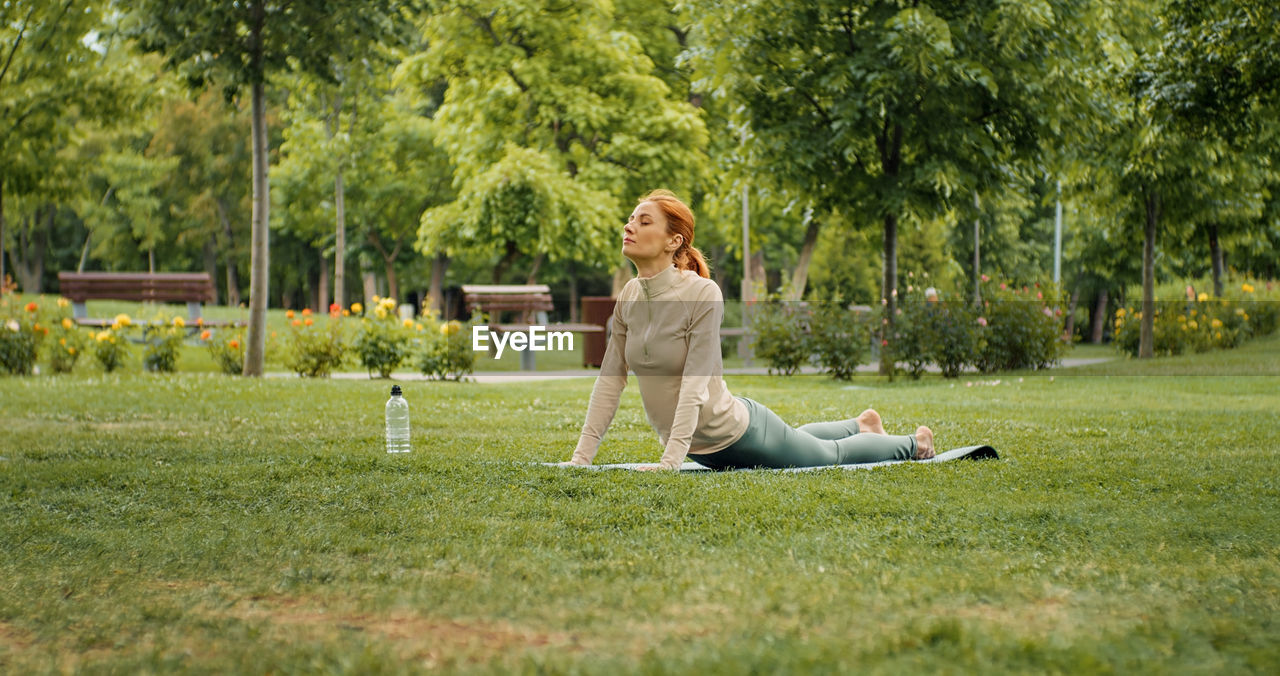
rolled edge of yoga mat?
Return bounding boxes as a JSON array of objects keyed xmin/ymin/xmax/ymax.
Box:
[{"xmin": 544, "ymin": 444, "xmax": 998, "ymax": 472}]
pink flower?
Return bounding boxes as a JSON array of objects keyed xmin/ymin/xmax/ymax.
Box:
[
  {"xmin": 1037, "ymin": 291, "xmax": 1043, "ymax": 299},
  {"xmin": 1000, "ymin": 283, "xmax": 1007, "ymax": 290},
  {"xmin": 981, "ymin": 274, "xmax": 990, "ymax": 283},
  {"xmin": 1043, "ymin": 307, "xmax": 1053, "ymax": 316},
  {"xmin": 881, "ymin": 339, "xmax": 889, "ymax": 346},
  {"xmin": 977, "ymin": 317, "xmax": 988, "ymax": 327}
]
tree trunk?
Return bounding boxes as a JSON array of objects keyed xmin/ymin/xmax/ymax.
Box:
[
  {"xmin": 1064, "ymin": 286, "xmax": 1080, "ymax": 341},
  {"xmin": 384, "ymin": 258, "xmax": 398, "ymax": 304},
  {"xmin": 880, "ymin": 211, "xmax": 898, "ymax": 376},
  {"xmin": 428, "ymin": 252, "xmax": 448, "ymax": 318},
  {"xmin": 973, "ymin": 194, "xmax": 981, "ymax": 302},
  {"xmin": 785, "ymin": 216, "xmax": 821, "ymax": 301},
  {"xmin": 334, "ymin": 162, "xmax": 346, "ymax": 309},
  {"xmin": 493, "ymin": 240, "xmax": 519, "ymax": 284},
  {"xmin": 318, "ymin": 252, "xmax": 329, "ymax": 312},
  {"xmin": 0, "ymin": 180, "xmax": 5, "ymax": 287},
  {"xmin": 525, "ymin": 252, "xmax": 544, "ymax": 285},
  {"xmin": 215, "ymin": 197, "xmax": 241, "ymax": 306},
  {"xmin": 10, "ymin": 208, "xmax": 47, "ymax": 293},
  {"xmin": 1208, "ymin": 222, "xmax": 1224, "ymax": 298},
  {"xmin": 1139, "ymin": 190, "xmax": 1159, "ymax": 359},
  {"xmin": 203, "ymin": 237, "xmax": 219, "ymax": 305},
  {"xmin": 361, "ymin": 253, "xmax": 378, "ymax": 308},
  {"xmin": 568, "ymin": 260, "xmax": 579, "ymax": 323},
  {"xmin": 1090, "ymin": 289, "xmax": 1108, "ymax": 344},
  {"xmin": 243, "ymin": 76, "xmax": 271, "ymax": 377}
]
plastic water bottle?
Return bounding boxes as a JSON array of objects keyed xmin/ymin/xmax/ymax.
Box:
[{"xmin": 385, "ymin": 385, "xmax": 410, "ymax": 453}]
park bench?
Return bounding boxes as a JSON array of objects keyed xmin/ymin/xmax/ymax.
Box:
[
  {"xmin": 57, "ymin": 271, "xmax": 242, "ymax": 330},
  {"xmin": 462, "ymin": 284, "xmax": 604, "ymax": 370}
]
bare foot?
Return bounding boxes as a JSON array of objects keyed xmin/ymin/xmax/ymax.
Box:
[
  {"xmin": 856, "ymin": 409, "xmax": 886, "ymax": 435},
  {"xmin": 915, "ymin": 426, "xmax": 935, "ymax": 459}
]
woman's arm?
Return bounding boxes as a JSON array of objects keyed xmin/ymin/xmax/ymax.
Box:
[
  {"xmin": 569, "ymin": 308, "xmax": 629, "ymax": 465},
  {"xmin": 654, "ymin": 282, "xmax": 722, "ymax": 469}
]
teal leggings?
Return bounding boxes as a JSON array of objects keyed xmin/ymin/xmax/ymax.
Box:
[{"xmin": 691, "ymin": 397, "xmax": 918, "ymax": 470}]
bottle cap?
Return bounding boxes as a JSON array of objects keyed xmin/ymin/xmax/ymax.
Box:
[{"xmin": 390, "ymin": 385, "xmax": 402, "ymax": 396}]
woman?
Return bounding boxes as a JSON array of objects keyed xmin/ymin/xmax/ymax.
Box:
[{"xmin": 564, "ymin": 190, "xmax": 934, "ymax": 471}]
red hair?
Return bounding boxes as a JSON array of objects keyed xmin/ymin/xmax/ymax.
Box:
[{"xmin": 638, "ymin": 189, "xmax": 710, "ymax": 278}]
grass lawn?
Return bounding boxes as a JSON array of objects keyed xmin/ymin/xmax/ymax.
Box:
[{"xmin": 2, "ymin": 330, "xmax": 1278, "ymax": 672}]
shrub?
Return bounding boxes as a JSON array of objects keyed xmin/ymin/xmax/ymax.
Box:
[
  {"xmin": 889, "ymin": 296, "xmax": 934, "ymax": 379},
  {"xmin": 283, "ymin": 309, "xmax": 347, "ymax": 378},
  {"xmin": 353, "ymin": 298, "xmax": 412, "ymax": 378},
  {"xmin": 202, "ymin": 328, "xmax": 244, "ymax": 375},
  {"xmin": 418, "ymin": 317, "xmax": 477, "ymax": 381},
  {"xmin": 0, "ymin": 297, "xmax": 45, "ymax": 375},
  {"xmin": 973, "ymin": 281, "xmax": 1067, "ymax": 372},
  {"xmin": 808, "ymin": 296, "xmax": 869, "ymax": 380},
  {"xmin": 92, "ymin": 323, "xmax": 132, "ymax": 373},
  {"xmin": 143, "ymin": 316, "xmax": 187, "ymax": 373},
  {"xmin": 749, "ymin": 297, "xmax": 812, "ymax": 376}
]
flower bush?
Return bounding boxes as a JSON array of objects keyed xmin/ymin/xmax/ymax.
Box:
[
  {"xmin": 1113, "ymin": 281, "xmax": 1278, "ymax": 357},
  {"xmin": 202, "ymin": 328, "xmax": 244, "ymax": 375},
  {"xmin": 92, "ymin": 315, "xmax": 132, "ymax": 373},
  {"xmin": 418, "ymin": 316, "xmax": 478, "ymax": 381},
  {"xmin": 0, "ymin": 297, "xmax": 45, "ymax": 375},
  {"xmin": 749, "ymin": 296, "xmax": 812, "ymax": 376},
  {"xmin": 143, "ymin": 316, "xmax": 187, "ymax": 373},
  {"xmin": 353, "ymin": 297, "xmax": 413, "ymax": 378},
  {"xmin": 887, "ymin": 281, "xmax": 1065, "ymax": 378},
  {"xmin": 284, "ymin": 308, "xmax": 347, "ymax": 377},
  {"xmin": 808, "ymin": 296, "xmax": 870, "ymax": 380}
]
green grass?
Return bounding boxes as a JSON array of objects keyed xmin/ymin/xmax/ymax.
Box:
[{"xmin": 2, "ymin": 314, "xmax": 1279, "ymax": 673}]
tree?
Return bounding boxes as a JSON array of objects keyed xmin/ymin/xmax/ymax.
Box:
[
  {"xmin": 122, "ymin": 0, "xmax": 413, "ymax": 375},
  {"xmin": 402, "ymin": 0, "xmax": 708, "ymax": 284},
  {"xmin": 1, "ymin": 0, "xmax": 131, "ymax": 291},
  {"xmin": 691, "ymin": 0, "xmax": 1097, "ymax": 374}
]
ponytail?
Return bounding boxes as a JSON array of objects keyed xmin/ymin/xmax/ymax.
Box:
[{"xmin": 676, "ymin": 244, "xmax": 711, "ymax": 279}]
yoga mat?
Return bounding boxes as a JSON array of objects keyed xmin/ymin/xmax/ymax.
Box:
[{"xmin": 545, "ymin": 444, "xmax": 998, "ymax": 472}]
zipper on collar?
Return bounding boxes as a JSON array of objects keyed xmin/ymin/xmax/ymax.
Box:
[{"xmin": 640, "ymin": 278, "xmax": 653, "ymax": 360}]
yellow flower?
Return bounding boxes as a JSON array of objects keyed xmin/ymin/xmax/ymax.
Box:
[
  {"xmin": 1177, "ymin": 315, "xmax": 1186, "ymax": 323},
  {"xmin": 342, "ymin": 309, "xmax": 350, "ymax": 316},
  {"xmin": 68, "ymin": 347, "xmax": 76, "ymax": 355},
  {"xmin": 374, "ymin": 306, "xmax": 387, "ymax": 320},
  {"xmin": 1180, "ymin": 325, "xmax": 1188, "ymax": 331},
  {"xmin": 1188, "ymin": 320, "xmax": 1198, "ymax": 330},
  {"xmin": 415, "ymin": 323, "xmax": 424, "ymax": 332},
  {"xmin": 351, "ymin": 302, "xmax": 363, "ymax": 314},
  {"xmin": 172, "ymin": 317, "xmax": 185, "ymax": 328},
  {"xmin": 114, "ymin": 313, "xmax": 131, "ymax": 327},
  {"xmin": 62, "ymin": 317, "xmax": 73, "ymax": 330},
  {"xmin": 372, "ymin": 295, "xmax": 381, "ymax": 304},
  {"xmin": 1115, "ymin": 308, "xmax": 1126, "ymax": 318},
  {"xmin": 57, "ymin": 298, "xmax": 70, "ymax": 308},
  {"xmin": 1210, "ymin": 319, "xmax": 1222, "ymax": 329},
  {"xmin": 1189, "ymin": 309, "xmax": 1197, "ymax": 317},
  {"xmin": 1197, "ymin": 292, "xmax": 1208, "ymax": 302},
  {"xmin": 1242, "ymin": 283, "xmax": 1255, "ymax": 293},
  {"xmin": 110, "ymin": 322, "xmax": 121, "ymax": 331},
  {"xmin": 96, "ymin": 331, "xmax": 110, "ymax": 342},
  {"xmin": 1242, "ymin": 313, "xmax": 1249, "ymax": 321},
  {"xmin": 59, "ymin": 338, "xmax": 67, "ymax": 346},
  {"xmin": 1215, "ymin": 332, "xmax": 1222, "ymax": 340},
  {"xmin": 402, "ymin": 318, "xmax": 414, "ymax": 328}
]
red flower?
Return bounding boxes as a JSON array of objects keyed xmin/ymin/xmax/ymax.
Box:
[
  {"xmin": 228, "ymin": 339, "xmax": 240, "ymax": 350},
  {"xmin": 25, "ymin": 302, "xmax": 38, "ymax": 312},
  {"xmin": 881, "ymin": 339, "xmax": 889, "ymax": 346},
  {"xmin": 329, "ymin": 303, "xmax": 341, "ymax": 315}
]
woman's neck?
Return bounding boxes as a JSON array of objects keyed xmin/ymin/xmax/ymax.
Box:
[{"xmin": 633, "ymin": 256, "xmax": 675, "ymax": 280}]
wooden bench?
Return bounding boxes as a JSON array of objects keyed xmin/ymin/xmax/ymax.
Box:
[
  {"xmin": 57, "ymin": 272, "xmax": 242, "ymax": 329},
  {"xmin": 462, "ymin": 284, "xmax": 604, "ymax": 370}
]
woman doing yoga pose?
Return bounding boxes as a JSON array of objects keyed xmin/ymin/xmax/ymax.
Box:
[{"xmin": 564, "ymin": 190, "xmax": 934, "ymax": 471}]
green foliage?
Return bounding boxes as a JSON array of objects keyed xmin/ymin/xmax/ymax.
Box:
[
  {"xmin": 404, "ymin": 0, "xmax": 708, "ymax": 275},
  {"xmin": 749, "ymin": 298, "xmax": 812, "ymax": 376},
  {"xmin": 352, "ymin": 298, "xmax": 413, "ymax": 378},
  {"xmin": 417, "ymin": 319, "xmax": 478, "ymax": 382},
  {"xmin": 283, "ymin": 312, "xmax": 347, "ymax": 378},
  {"xmin": 807, "ymin": 297, "xmax": 871, "ymax": 381}
]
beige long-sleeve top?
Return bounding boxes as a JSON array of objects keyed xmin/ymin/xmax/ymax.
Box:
[{"xmin": 571, "ymin": 265, "xmax": 750, "ymax": 469}]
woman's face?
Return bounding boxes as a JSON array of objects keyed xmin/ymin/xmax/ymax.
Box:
[{"xmin": 622, "ymin": 201, "xmax": 681, "ymax": 263}]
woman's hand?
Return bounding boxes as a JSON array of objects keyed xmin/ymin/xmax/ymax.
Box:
[{"xmin": 634, "ymin": 464, "xmax": 669, "ymax": 472}]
